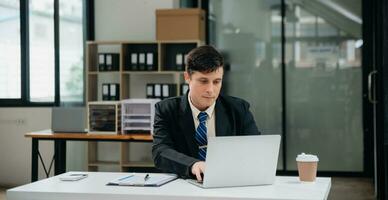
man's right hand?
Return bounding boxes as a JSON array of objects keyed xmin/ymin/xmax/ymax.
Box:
[{"xmin": 191, "ymin": 161, "xmax": 206, "ymax": 182}]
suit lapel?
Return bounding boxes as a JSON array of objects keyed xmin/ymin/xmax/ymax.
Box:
[
  {"xmin": 179, "ymin": 94, "xmax": 198, "ymax": 157},
  {"xmin": 215, "ymin": 98, "xmax": 233, "ymax": 136}
]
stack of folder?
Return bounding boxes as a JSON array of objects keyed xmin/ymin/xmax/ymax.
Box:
[
  {"xmin": 175, "ymin": 53, "xmax": 188, "ymax": 71},
  {"xmin": 102, "ymin": 83, "xmax": 120, "ymax": 101},
  {"xmin": 126, "ymin": 52, "xmax": 157, "ymax": 71},
  {"xmin": 146, "ymin": 83, "xmax": 177, "ymax": 99},
  {"xmin": 98, "ymin": 53, "xmax": 120, "ymax": 71}
]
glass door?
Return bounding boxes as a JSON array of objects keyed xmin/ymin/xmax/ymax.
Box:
[
  {"xmin": 284, "ymin": 0, "xmax": 363, "ymax": 171},
  {"xmin": 209, "ymin": 0, "xmax": 284, "ymax": 169},
  {"xmin": 209, "ymin": 0, "xmax": 363, "ymax": 172}
]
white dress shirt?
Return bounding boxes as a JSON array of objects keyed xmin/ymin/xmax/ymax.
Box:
[{"xmin": 188, "ymin": 92, "xmax": 216, "ymax": 138}]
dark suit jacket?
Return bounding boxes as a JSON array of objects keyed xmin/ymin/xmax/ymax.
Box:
[{"xmin": 152, "ymin": 93, "xmax": 260, "ymax": 178}]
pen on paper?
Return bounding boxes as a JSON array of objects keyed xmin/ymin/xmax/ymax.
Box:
[
  {"xmin": 118, "ymin": 175, "xmax": 133, "ymax": 181},
  {"xmin": 144, "ymin": 174, "xmax": 150, "ymax": 182}
]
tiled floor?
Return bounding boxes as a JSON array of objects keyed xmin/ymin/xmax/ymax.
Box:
[
  {"xmin": 0, "ymin": 177, "xmax": 376, "ymax": 200},
  {"xmin": 328, "ymin": 177, "xmax": 375, "ymax": 200},
  {"xmin": 0, "ymin": 189, "xmax": 5, "ymax": 200}
]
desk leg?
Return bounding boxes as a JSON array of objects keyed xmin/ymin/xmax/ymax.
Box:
[
  {"xmin": 54, "ymin": 140, "xmax": 66, "ymax": 175},
  {"xmin": 31, "ymin": 138, "xmax": 39, "ymax": 182}
]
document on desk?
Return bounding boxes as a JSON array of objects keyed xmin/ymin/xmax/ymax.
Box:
[{"xmin": 107, "ymin": 173, "xmax": 178, "ymax": 187}]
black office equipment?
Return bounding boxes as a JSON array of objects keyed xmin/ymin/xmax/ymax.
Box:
[
  {"xmin": 109, "ymin": 84, "xmax": 120, "ymax": 100},
  {"xmin": 175, "ymin": 53, "xmax": 184, "ymax": 71},
  {"xmin": 88, "ymin": 103, "xmax": 121, "ymax": 133},
  {"xmin": 154, "ymin": 84, "xmax": 162, "ymax": 99},
  {"xmin": 161, "ymin": 43, "xmax": 196, "ymax": 71},
  {"xmin": 180, "ymin": 83, "xmax": 189, "ymax": 96},
  {"xmin": 102, "ymin": 84, "xmax": 110, "ymax": 100},
  {"xmin": 146, "ymin": 52, "xmax": 157, "ymax": 71},
  {"xmin": 138, "ymin": 53, "xmax": 146, "ymax": 71},
  {"xmin": 162, "ymin": 84, "xmax": 177, "ymax": 99},
  {"xmin": 146, "ymin": 84, "xmax": 154, "ymax": 98},
  {"xmin": 105, "ymin": 53, "xmax": 120, "ymax": 71},
  {"xmin": 130, "ymin": 53, "xmax": 138, "ymax": 71},
  {"xmin": 98, "ymin": 54, "xmax": 105, "ymax": 71}
]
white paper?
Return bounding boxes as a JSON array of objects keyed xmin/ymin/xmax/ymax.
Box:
[
  {"xmin": 139, "ymin": 53, "xmax": 145, "ymax": 64},
  {"xmin": 106, "ymin": 54, "xmax": 112, "ymax": 65},
  {"xmin": 99, "ymin": 54, "xmax": 105, "ymax": 64},
  {"xmin": 176, "ymin": 54, "xmax": 183, "ymax": 65},
  {"xmin": 131, "ymin": 53, "xmax": 137, "ymax": 64},
  {"xmin": 108, "ymin": 173, "xmax": 177, "ymax": 186},
  {"xmin": 146, "ymin": 53, "xmax": 153, "ymax": 65},
  {"xmin": 103, "ymin": 84, "xmax": 109, "ymax": 95},
  {"xmin": 110, "ymin": 84, "xmax": 116, "ymax": 96},
  {"xmin": 154, "ymin": 84, "xmax": 161, "ymax": 97},
  {"xmin": 162, "ymin": 84, "xmax": 169, "ymax": 97}
]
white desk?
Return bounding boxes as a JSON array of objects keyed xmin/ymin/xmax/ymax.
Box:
[{"xmin": 7, "ymin": 172, "xmax": 331, "ymax": 200}]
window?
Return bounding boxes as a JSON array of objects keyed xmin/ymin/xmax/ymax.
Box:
[
  {"xmin": 0, "ymin": 0, "xmax": 86, "ymax": 106},
  {"xmin": 59, "ymin": 0, "xmax": 84, "ymax": 103},
  {"xmin": 29, "ymin": 0, "xmax": 55, "ymax": 102},
  {"xmin": 0, "ymin": 0, "xmax": 21, "ymax": 99}
]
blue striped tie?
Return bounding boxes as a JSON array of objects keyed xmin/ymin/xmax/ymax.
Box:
[{"xmin": 195, "ymin": 111, "xmax": 208, "ymax": 161}]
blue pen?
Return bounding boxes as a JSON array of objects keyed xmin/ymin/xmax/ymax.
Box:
[{"xmin": 118, "ymin": 175, "xmax": 134, "ymax": 181}]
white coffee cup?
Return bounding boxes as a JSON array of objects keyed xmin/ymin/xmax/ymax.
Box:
[{"xmin": 296, "ymin": 153, "xmax": 319, "ymax": 182}]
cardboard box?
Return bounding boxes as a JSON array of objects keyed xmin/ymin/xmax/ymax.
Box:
[{"xmin": 156, "ymin": 8, "xmax": 205, "ymax": 41}]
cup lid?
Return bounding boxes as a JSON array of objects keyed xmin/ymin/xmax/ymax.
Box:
[{"xmin": 296, "ymin": 153, "xmax": 319, "ymax": 162}]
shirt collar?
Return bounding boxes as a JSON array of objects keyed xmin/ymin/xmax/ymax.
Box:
[{"xmin": 188, "ymin": 92, "xmax": 215, "ymax": 119}]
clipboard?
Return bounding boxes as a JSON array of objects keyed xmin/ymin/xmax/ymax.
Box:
[{"xmin": 107, "ymin": 173, "xmax": 178, "ymax": 187}]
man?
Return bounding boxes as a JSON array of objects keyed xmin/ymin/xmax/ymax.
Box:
[{"xmin": 152, "ymin": 45, "xmax": 260, "ymax": 181}]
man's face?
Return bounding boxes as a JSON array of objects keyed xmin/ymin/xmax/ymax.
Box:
[{"xmin": 184, "ymin": 67, "xmax": 223, "ymax": 111}]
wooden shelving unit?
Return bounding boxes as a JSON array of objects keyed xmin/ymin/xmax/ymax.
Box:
[{"xmin": 85, "ymin": 39, "xmax": 204, "ymax": 172}]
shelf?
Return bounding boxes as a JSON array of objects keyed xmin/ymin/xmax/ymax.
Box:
[
  {"xmin": 87, "ymin": 131, "xmax": 119, "ymax": 135},
  {"xmin": 88, "ymin": 71, "xmax": 120, "ymax": 74},
  {"xmin": 88, "ymin": 161, "xmax": 120, "ymax": 166},
  {"xmin": 86, "ymin": 40, "xmax": 203, "ymax": 173},
  {"xmin": 121, "ymin": 71, "xmax": 183, "ymax": 75},
  {"xmin": 123, "ymin": 114, "xmax": 151, "ymax": 117},
  {"xmin": 121, "ymin": 161, "xmax": 155, "ymax": 168},
  {"xmin": 123, "ymin": 119, "xmax": 151, "ymax": 123}
]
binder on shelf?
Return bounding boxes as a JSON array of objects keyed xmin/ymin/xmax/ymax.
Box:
[
  {"xmin": 162, "ymin": 84, "xmax": 169, "ymax": 98},
  {"xmin": 175, "ymin": 53, "xmax": 184, "ymax": 71},
  {"xmin": 109, "ymin": 84, "xmax": 120, "ymax": 100},
  {"xmin": 154, "ymin": 84, "xmax": 162, "ymax": 99},
  {"xmin": 146, "ymin": 52, "xmax": 156, "ymax": 71},
  {"xmin": 180, "ymin": 83, "xmax": 189, "ymax": 96},
  {"xmin": 106, "ymin": 54, "xmax": 112, "ymax": 71},
  {"xmin": 146, "ymin": 84, "xmax": 154, "ymax": 98},
  {"xmin": 130, "ymin": 53, "xmax": 138, "ymax": 71},
  {"xmin": 162, "ymin": 84, "xmax": 177, "ymax": 99},
  {"xmin": 98, "ymin": 54, "xmax": 105, "ymax": 71},
  {"xmin": 107, "ymin": 53, "xmax": 119, "ymax": 71},
  {"xmin": 102, "ymin": 84, "xmax": 110, "ymax": 100},
  {"xmin": 184, "ymin": 54, "xmax": 188, "ymax": 66},
  {"xmin": 138, "ymin": 53, "xmax": 146, "ymax": 71}
]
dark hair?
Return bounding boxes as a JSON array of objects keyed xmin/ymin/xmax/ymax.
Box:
[{"xmin": 186, "ymin": 45, "xmax": 224, "ymax": 75}]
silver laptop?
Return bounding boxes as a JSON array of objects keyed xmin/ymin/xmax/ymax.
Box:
[
  {"xmin": 187, "ymin": 135, "xmax": 281, "ymax": 188},
  {"xmin": 51, "ymin": 107, "xmax": 87, "ymax": 133}
]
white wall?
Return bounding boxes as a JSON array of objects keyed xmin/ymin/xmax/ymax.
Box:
[
  {"xmin": 95, "ymin": 0, "xmax": 178, "ymax": 41},
  {"xmin": 0, "ymin": 0, "xmax": 179, "ymax": 187},
  {"xmin": 0, "ymin": 108, "xmax": 52, "ymax": 187}
]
